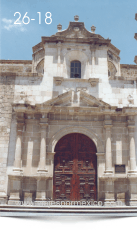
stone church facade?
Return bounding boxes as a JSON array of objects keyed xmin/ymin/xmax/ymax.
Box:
[{"xmin": 0, "ymin": 16, "xmax": 137, "ymax": 206}]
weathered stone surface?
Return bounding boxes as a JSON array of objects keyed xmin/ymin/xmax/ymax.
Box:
[{"xmin": 0, "ymin": 17, "xmax": 137, "ymax": 205}]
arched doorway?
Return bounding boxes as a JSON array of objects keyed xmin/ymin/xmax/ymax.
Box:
[{"xmin": 53, "ymin": 133, "xmax": 97, "ymax": 201}]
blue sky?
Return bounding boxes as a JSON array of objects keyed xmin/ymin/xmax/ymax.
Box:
[{"xmin": 0, "ymin": 0, "xmax": 137, "ymax": 64}]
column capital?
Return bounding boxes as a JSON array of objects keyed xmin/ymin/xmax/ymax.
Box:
[
  {"xmin": 16, "ymin": 122, "xmax": 24, "ymax": 132},
  {"xmin": 39, "ymin": 118, "xmax": 48, "ymax": 127},
  {"xmin": 57, "ymin": 41, "xmax": 62, "ymax": 47},
  {"xmin": 40, "ymin": 117, "xmax": 48, "ymax": 123},
  {"xmin": 127, "ymin": 120, "xmax": 135, "ymax": 130},
  {"xmin": 47, "ymin": 152, "xmax": 56, "ymax": 156},
  {"xmin": 96, "ymin": 152, "xmax": 105, "ymax": 156},
  {"xmin": 104, "ymin": 119, "xmax": 112, "ymax": 128},
  {"xmin": 39, "ymin": 123, "xmax": 48, "ymax": 128},
  {"xmin": 16, "ymin": 120, "xmax": 24, "ymax": 133}
]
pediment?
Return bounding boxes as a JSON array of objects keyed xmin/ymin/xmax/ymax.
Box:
[
  {"xmin": 38, "ymin": 90, "xmax": 111, "ymax": 109},
  {"xmin": 55, "ymin": 22, "xmax": 105, "ymax": 40}
]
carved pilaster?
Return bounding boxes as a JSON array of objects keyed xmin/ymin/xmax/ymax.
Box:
[
  {"xmin": 57, "ymin": 42, "xmax": 62, "ymax": 76},
  {"xmin": 104, "ymin": 117, "xmax": 113, "ymax": 174},
  {"xmin": 90, "ymin": 46, "xmax": 95, "ymax": 77},
  {"xmin": 127, "ymin": 116, "xmax": 137, "ymax": 174},
  {"xmin": 37, "ymin": 116, "xmax": 48, "ymax": 173},
  {"xmin": 13, "ymin": 115, "xmax": 24, "ymax": 172}
]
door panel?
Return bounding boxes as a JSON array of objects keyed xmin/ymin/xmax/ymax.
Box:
[{"xmin": 53, "ymin": 133, "xmax": 97, "ymax": 201}]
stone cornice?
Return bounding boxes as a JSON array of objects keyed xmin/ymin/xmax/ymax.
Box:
[
  {"xmin": 32, "ymin": 35, "xmax": 118, "ymax": 56},
  {"xmin": 53, "ymin": 77, "xmax": 100, "ymax": 86},
  {"xmin": 121, "ymin": 64, "xmax": 137, "ymax": 69},
  {"xmin": 0, "ymin": 60, "xmax": 32, "ymax": 64},
  {"xmin": 41, "ymin": 36, "xmax": 111, "ymax": 44},
  {"xmin": 13, "ymin": 103, "xmax": 137, "ymax": 117},
  {"xmin": 12, "ymin": 90, "xmax": 137, "ymax": 116},
  {"xmin": 0, "ymin": 72, "xmax": 43, "ymax": 78},
  {"xmin": 108, "ymin": 44, "xmax": 120, "ymax": 56},
  {"xmin": 109, "ymin": 76, "xmax": 137, "ymax": 81}
]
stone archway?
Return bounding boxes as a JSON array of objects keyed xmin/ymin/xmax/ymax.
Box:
[
  {"xmin": 47, "ymin": 126, "xmax": 105, "ymax": 154},
  {"xmin": 53, "ymin": 133, "xmax": 97, "ymax": 201}
]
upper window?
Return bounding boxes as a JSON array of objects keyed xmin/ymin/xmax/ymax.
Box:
[{"xmin": 70, "ymin": 60, "xmax": 81, "ymax": 78}]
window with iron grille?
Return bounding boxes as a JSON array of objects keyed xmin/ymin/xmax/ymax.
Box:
[{"xmin": 70, "ymin": 60, "xmax": 81, "ymax": 78}]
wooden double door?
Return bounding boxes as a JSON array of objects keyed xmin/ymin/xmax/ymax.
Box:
[{"xmin": 53, "ymin": 133, "xmax": 97, "ymax": 201}]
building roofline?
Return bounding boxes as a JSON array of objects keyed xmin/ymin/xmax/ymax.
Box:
[{"xmin": 0, "ymin": 60, "xmax": 32, "ymax": 64}]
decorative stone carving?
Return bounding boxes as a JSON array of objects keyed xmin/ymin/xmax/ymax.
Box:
[
  {"xmin": 127, "ymin": 95, "xmax": 134, "ymax": 104},
  {"xmin": 57, "ymin": 24, "xmax": 62, "ymax": 32},
  {"xmin": 74, "ymin": 15, "xmax": 79, "ymax": 22},
  {"xmin": 88, "ymin": 78, "xmax": 99, "ymax": 87},
  {"xmin": 91, "ymin": 25, "xmax": 96, "ymax": 33},
  {"xmin": 74, "ymin": 27, "xmax": 79, "ymax": 32},
  {"xmin": 76, "ymin": 87, "xmax": 87, "ymax": 92},
  {"xmin": 54, "ymin": 77, "xmax": 64, "ymax": 86}
]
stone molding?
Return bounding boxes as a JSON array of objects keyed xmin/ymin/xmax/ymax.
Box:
[
  {"xmin": 54, "ymin": 76, "xmax": 99, "ymax": 87},
  {"xmin": 47, "ymin": 125, "xmax": 105, "ymax": 153},
  {"xmin": 0, "ymin": 60, "xmax": 32, "ymax": 64}
]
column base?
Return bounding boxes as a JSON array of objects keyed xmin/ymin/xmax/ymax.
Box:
[
  {"xmin": 104, "ymin": 170, "xmax": 113, "ymax": 174},
  {"xmin": 104, "ymin": 200, "xmax": 116, "ymax": 206},
  {"xmin": 8, "ymin": 199, "xmax": 21, "ymax": 205},
  {"xmin": 13, "ymin": 167, "xmax": 23, "ymax": 171},
  {"xmin": 34, "ymin": 200, "xmax": 47, "ymax": 206},
  {"xmin": 129, "ymin": 200, "xmax": 137, "ymax": 206},
  {"xmin": 0, "ymin": 195, "xmax": 8, "ymax": 205},
  {"xmin": 13, "ymin": 168, "xmax": 23, "ymax": 175},
  {"xmin": 8, "ymin": 193, "xmax": 21, "ymax": 205},
  {"xmin": 128, "ymin": 171, "xmax": 137, "ymax": 178},
  {"xmin": 37, "ymin": 168, "xmax": 48, "ymax": 173}
]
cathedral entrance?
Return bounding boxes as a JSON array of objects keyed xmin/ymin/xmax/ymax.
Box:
[{"xmin": 53, "ymin": 133, "xmax": 97, "ymax": 201}]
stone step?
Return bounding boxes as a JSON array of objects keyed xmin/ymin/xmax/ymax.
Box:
[{"xmin": 1, "ymin": 205, "xmax": 137, "ymax": 216}]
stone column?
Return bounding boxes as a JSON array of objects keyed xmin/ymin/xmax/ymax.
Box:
[
  {"xmin": 37, "ymin": 117, "xmax": 48, "ymax": 172},
  {"xmin": 104, "ymin": 118, "xmax": 113, "ymax": 174},
  {"xmin": 128, "ymin": 117, "xmax": 137, "ymax": 173},
  {"xmin": 13, "ymin": 117, "xmax": 24, "ymax": 171}
]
